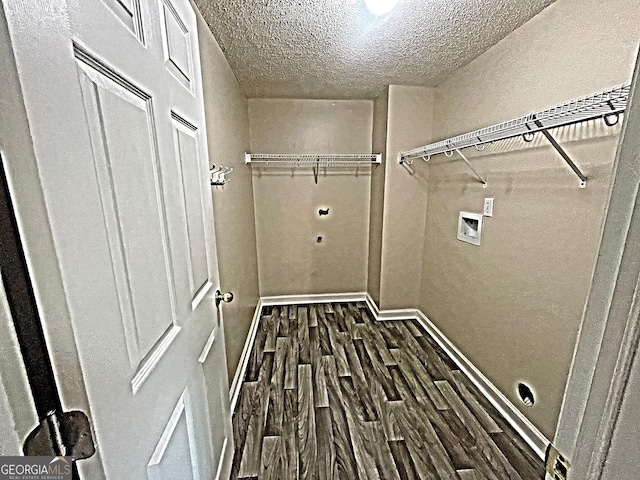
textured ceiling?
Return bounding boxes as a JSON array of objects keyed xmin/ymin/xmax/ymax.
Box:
[{"xmin": 194, "ymin": 0, "xmax": 556, "ymax": 99}]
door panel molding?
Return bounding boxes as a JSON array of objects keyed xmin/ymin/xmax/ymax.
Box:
[
  {"xmin": 76, "ymin": 48, "xmax": 182, "ymax": 364},
  {"xmin": 171, "ymin": 112, "xmax": 210, "ymax": 305},
  {"xmin": 101, "ymin": 0, "xmax": 145, "ymax": 43},
  {"xmin": 159, "ymin": 0, "xmax": 193, "ymax": 91},
  {"xmin": 191, "ymin": 281, "xmax": 213, "ymax": 312},
  {"xmin": 74, "ymin": 44, "xmax": 149, "ymax": 100},
  {"xmin": 131, "ymin": 324, "xmax": 181, "ymax": 395},
  {"xmin": 147, "ymin": 388, "xmax": 199, "ymax": 480},
  {"xmin": 198, "ymin": 324, "xmax": 217, "ymax": 364}
]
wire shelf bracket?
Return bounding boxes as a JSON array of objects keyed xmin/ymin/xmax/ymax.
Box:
[
  {"xmin": 245, "ymin": 153, "xmax": 382, "ymax": 185},
  {"xmin": 455, "ymin": 148, "xmax": 487, "ymax": 188},
  {"xmin": 399, "ymin": 84, "xmax": 630, "ymax": 188},
  {"xmin": 535, "ymin": 120, "xmax": 588, "ymax": 188}
]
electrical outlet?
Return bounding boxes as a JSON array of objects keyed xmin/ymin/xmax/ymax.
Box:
[
  {"xmin": 483, "ymin": 197, "xmax": 494, "ymax": 217},
  {"xmin": 546, "ymin": 444, "xmax": 571, "ymax": 480}
]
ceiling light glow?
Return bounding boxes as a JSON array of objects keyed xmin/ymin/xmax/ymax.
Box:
[{"xmin": 364, "ymin": 0, "xmax": 399, "ymax": 16}]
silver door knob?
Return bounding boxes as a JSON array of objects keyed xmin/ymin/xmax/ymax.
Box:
[{"xmin": 215, "ymin": 290, "xmax": 234, "ymax": 307}]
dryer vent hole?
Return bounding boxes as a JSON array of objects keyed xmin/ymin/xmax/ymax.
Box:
[{"xmin": 518, "ymin": 383, "xmax": 535, "ymax": 407}]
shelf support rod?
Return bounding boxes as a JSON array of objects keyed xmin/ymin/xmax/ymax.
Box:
[
  {"xmin": 455, "ymin": 148, "xmax": 487, "ymax": 188},
  {"xmin": 313, "ymin": 157, "xmax": 319, "ymax": 185},
  {"xmin": 535, "ymin": 121, "xmax": 587, "ymax": 188}
]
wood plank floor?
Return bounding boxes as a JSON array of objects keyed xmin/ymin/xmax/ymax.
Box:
[{"xmin": 230, "ymin": 303, "xmax": 545, "ymax": 479}]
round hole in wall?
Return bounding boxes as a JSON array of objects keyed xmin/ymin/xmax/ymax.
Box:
[{"xmin": 517, "ymin": 383, "xmax": 535, "ymax": 407}]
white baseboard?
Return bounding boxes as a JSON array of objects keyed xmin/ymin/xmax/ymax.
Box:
[
  {"xmin": 410, "ymin": 305, "xmax": 549, "ymax": 459},
  {"xmin": 260, "ymin": 292, "xmax": 368, "ymax": 306},
  {"xmin": 229, "ymin": 292, "xmax": 549, "ymax": 460},
  {"xmin": 364, "ymin": 295, "xmax": 417, "ymax": 321},
  {"xmin": 228, "ymin": 298, "xmax": 263, "ymax": 413}
]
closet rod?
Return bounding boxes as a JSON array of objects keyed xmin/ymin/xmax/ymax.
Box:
[{"xmin": 399, "ymin": 84, "xmax": 630, "ymax": 162}]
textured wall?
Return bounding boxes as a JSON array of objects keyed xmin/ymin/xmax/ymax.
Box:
[
  {"xmin": 419, "ymin": 0, "xmax": 640, "ymax": 440},
  {"xmin": 367, "ymin": 88, "xmax": 389, "ymax": 305},
  {"xmin": 249, "ymin": 99, "xmax": 373, "ymax": 296},
  {"xmin": 195, "ymin": 8, "xmax": 260, "ymax": 383},
  {"xmin": 379, "ymin": 86, "xmax": 434, "ymax": 310}
]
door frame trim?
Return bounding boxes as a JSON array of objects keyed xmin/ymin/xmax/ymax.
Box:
[
  {"xmin": 552, "ymin": 49, "xmax": 640, "ymax": 479},
  {"xmin": 0, "ymin": 153, "xmax": 62, "ymax": 423},
  {"xmin": 0, "ymin": 3, "xmax": 99, "ymax": 475}
]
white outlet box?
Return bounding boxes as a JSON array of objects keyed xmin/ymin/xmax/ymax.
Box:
[{"xmin": 483, "ymin": 197, "xmax": 494, "ymax": 217}]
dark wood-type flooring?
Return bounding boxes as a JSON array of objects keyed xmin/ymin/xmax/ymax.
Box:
[{"xmin": 230, "ymin": 302, "xmax": 545, "ymax": 479}]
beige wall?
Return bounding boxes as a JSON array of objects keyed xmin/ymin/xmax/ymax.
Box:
[
  {"xmin": 367, "ymin": 88, "xmax": 389, "ymax": 305},
  {"xmin": 378, "ymin": 85, "xmax": 434, "ymax": 310},
  {"xmin": 419, "ymin": 0, "xmax": 640, "ymax": 439},
  {"xmin": 195, "ymin": 8, "xmax": 260, "ymax": 383},
  {"xmin": 249, "ymin": 99, "xmax": 373, "ymax": 296},
  {"xmin": 195, "ymin": 0, "xmax": 640, "ymax": 438}
]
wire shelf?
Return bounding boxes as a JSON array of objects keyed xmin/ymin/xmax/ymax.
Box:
[
  {"xmin": 245, "ymin": 153, "xmax": 382, "ymax": 168},
  {"xmin": 400, "ymin": 84, "xmax": 630, "ymax": 161}
]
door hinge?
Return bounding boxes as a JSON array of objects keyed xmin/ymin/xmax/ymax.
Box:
[
  {"xmin": 23, "ymin": 410, "xmax": 95, "ymax": 460},
  {"xmin": 546, "ymin": 444, "xmax": 571, "ymax": 480}
]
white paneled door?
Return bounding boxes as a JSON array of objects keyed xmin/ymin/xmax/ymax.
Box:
[{"xmin": 1, "ymin": 0, "xmax": 232, "ymax": 478}]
